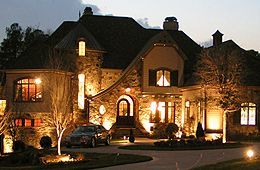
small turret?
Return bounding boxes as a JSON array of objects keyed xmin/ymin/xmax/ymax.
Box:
[{"xmin": 163, "ymin": 17, "xmax": 179, "ymax": 31}]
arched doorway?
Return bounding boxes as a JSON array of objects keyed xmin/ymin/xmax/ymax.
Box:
[{"xmin": 116, "ymin": 95, "xmax": 135, "ymax": 127}]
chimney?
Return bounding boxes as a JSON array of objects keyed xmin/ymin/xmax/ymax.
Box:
[
  {"xmin": 83, "ymin": 7, "xmax": 93, "ymax": 15},
  {"xmin": 163, "ymin": 17, "xmax": 179, "ymax": 31},
  {"xmin": 212, "ymin": 30, "xmax": 223, "ymax": 46}
]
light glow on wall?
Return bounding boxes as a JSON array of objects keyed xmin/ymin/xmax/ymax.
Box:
[
  {"xmin": 34, "ymin": 78, "xmax": 42, "ymax": 85},
  {"xmin": 103, "ymin": 118, "xmax": 113, "ymax": 130},
  {"xmin": 207, "ymin": 113, "xmax": 222, "ymax": 130},
  {"xmin": 78, "ymin": 74, "xmax": 85, "ymax": 109}
]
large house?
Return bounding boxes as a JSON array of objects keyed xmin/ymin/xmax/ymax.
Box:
[{"xmin": 1, "ymin": 7, "xmax": 260, "ymax": 152}]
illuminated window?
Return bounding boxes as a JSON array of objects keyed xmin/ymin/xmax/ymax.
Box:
[
  {"xmin": 78, "ymin": 74, "xmax": 85, "ymax": 109},
  {"xmin": 79, "ymin": 41, "xmax": 85, "ymax": 56},
  {"xmin": 241, "ymin": 102, "xmax": 256, "ymax": 125},
  {"xmin": 15, "ymin": 119, "xmax": 23, "ymax": 127},
  {"xmin": 149, "ymin": 69, "xmax": 178, "ymax": 86},
  {"xmin": 15, "ymin": 78, "xmax": 42, "ymax": 102},
  {"xmin": 34, "ymin": 119, "xmax": 41, "ymax": 127},
  {"xmin": 25, "ymin": 119, "xmax": 31, "ymax": 127},
  {"xmin": 156, "ymin": 70, "xmax": 170, "ymax": 86},
  {"xmin": 150, "ymin": 101, "xmax": 175, "ymax": 123}
]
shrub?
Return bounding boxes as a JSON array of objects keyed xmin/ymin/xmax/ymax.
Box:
[
  {"xmin": 152, "ymin": 124, "xmax": 168, "ymax": 139},
  {"xmin": 196, "ymin": 122, "xmax": 205, "ymax": 139},
  {"xmin": 13, "ymin": 140, "xmax": 25, "ymax": 152},
  {"xmin": 165, "ymin": 123, "xmax": 179, "ymax": 139},
  {"xmin": 40, "ymin": 136, "xmax": 52, "ymax": 149},
  {"xmin": 129, "ymin": 129, "xmax": 135, "ymax": 143}
]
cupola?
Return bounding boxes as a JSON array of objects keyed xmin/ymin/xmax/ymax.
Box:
[{"xmin": 212, "ymin": 30, "xmax": 223, "ymax": 46}]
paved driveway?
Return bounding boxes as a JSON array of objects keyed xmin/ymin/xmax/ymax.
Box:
[{"xmin": 63, "ymin": 138, "xmax": 260, "ymax": 170}]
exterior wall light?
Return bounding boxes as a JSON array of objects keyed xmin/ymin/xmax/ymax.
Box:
[
  {"xmin": 35, "ymin": 78, "xmax": 42, "ymax": 85},
  {"xmin": 99, "ymin": 105, "xmax": 106, "ymax": 115},
  {"xmin": 125, "ymin": 88, "xmax": 131, "ymax": 93}
]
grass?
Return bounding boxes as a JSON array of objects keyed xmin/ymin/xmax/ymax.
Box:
[
  {"xmin": 0, "ymin": 152, "xmax": 152, "ymax": 170},
  {"xmin": 192, "ymin": 157, "xmax": 260, "ymax": 170},
  {"xmin": 119, "ymin": 143, "xmax": 248, "ymax": 151}
]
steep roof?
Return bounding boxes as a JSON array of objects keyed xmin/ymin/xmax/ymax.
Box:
[
  {"xmin": 8, "ymin": 14, "xmax": 201, "ymax": 72},
  {"xmin": 55, "ymin": 23, "xmax": 105, "ymax": 51}
]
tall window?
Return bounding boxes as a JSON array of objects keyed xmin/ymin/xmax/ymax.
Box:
[
  {"xmin": 241, "ymin": 102, "xmax": 256, "ymax": 125},
  {"xmin": 150, "ymin": 101, "xmax": 175, "ymax": 123},
  {"xmin": 79, "ymin": 41, "xmax": 85, "ymax": 56},
  {"xmin": 15, "ymin": 78, "xmax": 42, "ymax": 102},
  {"xmin": 149, "ymin": 69, "xmax": 178, "ymax": 87}
]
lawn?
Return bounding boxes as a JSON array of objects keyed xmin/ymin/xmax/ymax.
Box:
[
  {"xmin": 119, "ymin": 143, "xmax": 248, "ymax": 151},
  {"xmin": 0, "ymin": 152, "xmax": 152, "ymax": 170},
  {"xmin": 192, "ymin": 157, "xmax": 260, "ymax": 170}
]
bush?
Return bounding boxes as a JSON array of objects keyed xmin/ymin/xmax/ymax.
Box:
[
  {"xmin": 129, "ymin": 129, "xmax": 135, "ymax": 143},
  {"xmin": 13, "ymin": 140, "xmax": 25, "ymax": 152},
  {"xmin": 196, "ymin": 122, "xmax": 205, "ymax": 139},
  {"xmin": 152, "ymin": 124, "xmax": 168, "ymax": 139},
  {"xmin": 165, "ymin": 123, "xmax": 178, "ymax": 139},
  {"xmin": 40, "ymin": 136, "xmax": 52, "ymax": 149}
]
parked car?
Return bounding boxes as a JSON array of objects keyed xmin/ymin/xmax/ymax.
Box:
[{"xmin": 64, "ymin": 124, "xmax": 111, "ymax": 148}]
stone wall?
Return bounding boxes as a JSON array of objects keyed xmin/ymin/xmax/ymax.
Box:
[
  {"xmin": 76, "ymin": 51, "xmax": 103, "ymax": 96},
  {"xmin": 101, "ymin": 68, "xmax": 122, "ymax": 90}
]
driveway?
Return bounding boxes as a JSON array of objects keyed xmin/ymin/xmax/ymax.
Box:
[{"xmin": 63, "ymin": 138, "xmax": 260, "ymax": 170}]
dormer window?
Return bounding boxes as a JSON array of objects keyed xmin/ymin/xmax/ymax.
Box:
[
  {"xmin": 149, "ymin": 69, "xmax": 178, "ymax": 87},
  {"xmin": 78, "ymin": 40, "xmax": 85, "ymax": 56},
  {"xmin": 156, "ymin": 70, "xmax": 170, "ymax": 86}
]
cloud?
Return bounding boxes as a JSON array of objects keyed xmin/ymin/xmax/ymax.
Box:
[
  {"xmin": 199, "ymin": 39, "xmax": 213, "ymax": 48},
  {"xmin": 136, "ymin": 18, "xmax": 160, "ymax": 29}
]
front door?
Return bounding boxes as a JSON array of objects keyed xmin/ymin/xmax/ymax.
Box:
[{"xmin": 116, "ymin": 95, "xmax": 135, "ymax": 127}]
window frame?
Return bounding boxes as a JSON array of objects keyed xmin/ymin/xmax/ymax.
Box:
[
  {"xmin": 14, "ymin": 77, "xmax": 43, "ymax": 102},
  {"xmin": 240, "ymin": 102, "xmax": 257, "ymax": 126},
  {"xmin": 149, "ymin": 68, "xmax": 178, "ymax": 87}
]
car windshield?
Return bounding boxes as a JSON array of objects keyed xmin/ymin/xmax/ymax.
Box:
[{"xmin": 73, "ymin": 126, "xmax": 95, "ymax": 133}]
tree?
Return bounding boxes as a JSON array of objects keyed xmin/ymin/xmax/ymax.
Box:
[
  {"xmin": 0, "ymin": 23, "xmax": 49, "ymax": 69},
  {"xmin": 196, "ymin": 48, "xmax": 243, "ymax": 143},
  {"xmin": 195, "ymin": 122, "xmax": 205, "ymax": 139},
  {"xmin": 43, "ymin": 56, "xmax": 74, "ymax": 155}
]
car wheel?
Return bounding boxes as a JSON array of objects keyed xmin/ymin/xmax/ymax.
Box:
[
  {"xmin": 90, "ymin": 137, "xmax": 96, "ymax": 148},
  {"xmin": 105, "ymin": 136, "xmax": 110, "ymax": 145}
]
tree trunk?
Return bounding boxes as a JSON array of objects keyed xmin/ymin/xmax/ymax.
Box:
[
  {"xmin": 222, "ymin": 111, "xmax": 227, "ymax": 143},
  {"xmin": 57, "ymin": 128, "xmax": 66, "ymax": 155}
]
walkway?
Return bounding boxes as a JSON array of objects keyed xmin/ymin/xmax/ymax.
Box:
[{"xmin": 63, "ymin": 138, "xmax": 260, "ymax": 170}]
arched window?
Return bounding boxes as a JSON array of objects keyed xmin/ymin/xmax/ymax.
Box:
[
  {"xmin": 78, "ymin": 40, "xmax": 85, "ymax": 56},
  {"xmin": 241, "ymin": 102, "xmax": 256, "ymax": 125},
  {"xmin": 117, "ymin": 95, "xmax": 134, "ymax": 116},
  {"xmin": 14, "ymin": 78, "xmax": 42, "ymax": 102}
]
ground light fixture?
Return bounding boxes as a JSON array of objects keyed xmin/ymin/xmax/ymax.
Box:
[{"xmin": 246, "ymin": 149, "xmax": 254, "ymax": 159}]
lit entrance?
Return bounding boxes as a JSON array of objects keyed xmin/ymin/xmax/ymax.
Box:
[{"xmin": 116, "ymin": 95, "xmax": 135, "ymax": 127}]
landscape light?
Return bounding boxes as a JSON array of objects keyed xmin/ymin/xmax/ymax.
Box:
[{"xmin": 246, "ymin": 149, "xmax": 254, "ymax": 159}]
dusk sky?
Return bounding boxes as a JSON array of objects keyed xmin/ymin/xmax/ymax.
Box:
[{"xmin": 0, "ymin": 0, "xmax": 259, "ymax": 51}]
